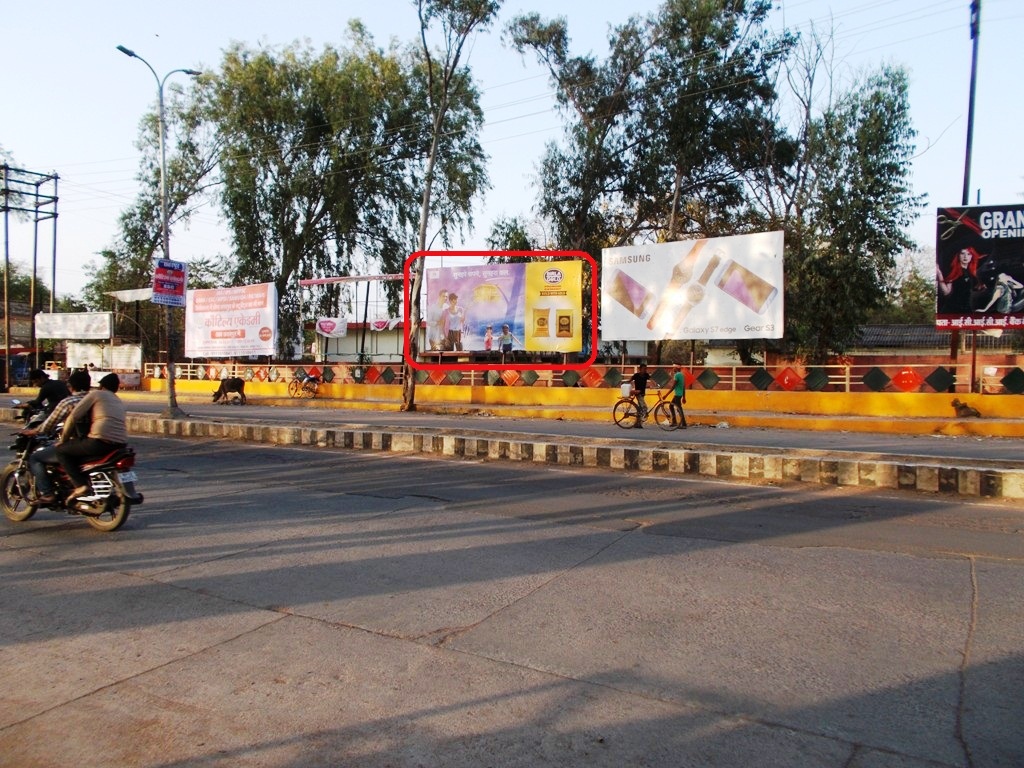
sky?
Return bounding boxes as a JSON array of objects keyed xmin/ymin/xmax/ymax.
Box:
[{"xmin": 2, "ymin": 0, "xmax": 1022, "ymax": 302}]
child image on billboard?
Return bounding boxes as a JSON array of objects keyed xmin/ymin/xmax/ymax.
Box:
[{"xmin": 424, "ymin": 264, "xmax": 526, "ymax": 352}]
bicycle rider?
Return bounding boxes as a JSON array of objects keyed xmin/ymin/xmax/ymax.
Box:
[{"xmin": 627, "ymin": 363, "xmax": 652, "ymax": 428}]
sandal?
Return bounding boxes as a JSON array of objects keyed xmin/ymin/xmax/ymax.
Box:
[{"xmin": 66, "ymin": 486, "xmax": 90, "ymax": 502}]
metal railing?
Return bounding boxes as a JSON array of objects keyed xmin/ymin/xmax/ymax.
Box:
[{"xmin": 142, "ymin": 360, "xmax": 1023, "ymax": 395}]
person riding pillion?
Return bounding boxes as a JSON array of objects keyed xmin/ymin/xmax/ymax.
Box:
[
  {"xmin": 20, "ymin": 369, "xmax": 92, "ymax": 504},
  {"xmin": 55, "ymin": 373, "xmax": 128, "ymax": 502}
]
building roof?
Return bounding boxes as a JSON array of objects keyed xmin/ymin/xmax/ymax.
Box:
[{"xmin": 856, "ymin": 324, "xmax": 1018, "ymax": 351}]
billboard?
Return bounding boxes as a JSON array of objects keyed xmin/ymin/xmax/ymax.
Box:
[
  {"xmin": 936, "ymin": 204, "xmax": 1024, "ymax": 330},
  {"xmin": 35, "ymin": 311, "xmax": 113, "ymax": 340},
  {"xmin": 422, "ymin": 258, "xmax": 583, "ymax": 354},
  {"xmin": 184, "ymin": 283, "xmax": 278, "ymax": 357},
  {"xmin": 601, "ymin": 231, "xmax": 784, "ymax": 341}
]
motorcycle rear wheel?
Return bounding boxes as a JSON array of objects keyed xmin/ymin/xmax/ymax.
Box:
[
  {"xmin": 83, "ymin": 494, "xmax": 131, "ymax": 532},
  {"xmin": 0, "ymin": 465, "xmax": 37, "ymax": 522}
]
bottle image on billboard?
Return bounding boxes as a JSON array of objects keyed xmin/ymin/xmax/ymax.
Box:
[
  {"xmin": 714, "ymin": 259, "xmax": 777, "ymax": 314},
  {"xmin": 607, "ymin": 269, "xmax": 656, "ymax": 320}
]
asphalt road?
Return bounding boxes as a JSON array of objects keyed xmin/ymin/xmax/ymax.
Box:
[{"xmin": 1, "ymin": 433, "xmax": 1021, "ymax": 766}]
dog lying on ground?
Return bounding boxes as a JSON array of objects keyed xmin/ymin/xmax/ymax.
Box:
[
  {"xmin": 951, "ymin": 398, "xmax": 981, "ymax": 418},
  {"xmin": 213, "ymin": 377, "xmax": 247, "ymax": 404}
]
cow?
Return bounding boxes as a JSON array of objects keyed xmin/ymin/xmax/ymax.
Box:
[{"xmin": 213, "ymin": 377, "xmax": 247, "ymax": 404}]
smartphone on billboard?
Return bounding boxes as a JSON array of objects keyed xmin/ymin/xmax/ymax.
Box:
[
  {"xmin": 607, "ymin": 269, "xmax": 655, "ymax": 319},
  {"xmin": 715, "ymin": 259, "xmax": 777, "ymax": 314}
]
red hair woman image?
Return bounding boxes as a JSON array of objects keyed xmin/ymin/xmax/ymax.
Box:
[{"xmin": 937, "ymin": 247, "xmax": 986, "ymax": 314}]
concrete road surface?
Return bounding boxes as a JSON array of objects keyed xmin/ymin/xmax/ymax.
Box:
[{"xmin": 0, "ymin": 433, "xmax": 1021, "ymax": 767}]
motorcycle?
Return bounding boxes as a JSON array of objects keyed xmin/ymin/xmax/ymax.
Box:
[{"xmin": 1, "ymin": 400, "xmax": 144, "ymax": 532}]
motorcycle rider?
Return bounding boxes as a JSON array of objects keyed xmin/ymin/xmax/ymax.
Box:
[
  {"xmin": 56, "ymin": 373, "xmax": 128, "ymax": 502},
  {"xmin": 19, "ymin": 369, "xmax": 92, "ymax": 504},
  {"xmin": 21, "ymin": 369, "xmax": 71, "ymax": 417}
]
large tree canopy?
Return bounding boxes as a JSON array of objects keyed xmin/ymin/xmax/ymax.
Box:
[
  {"xmin": 506, "ymin": 0, "xmax": 793, "ymax": 256},
  {"xmin": 207, "ymin": 30, "xmax": 421, "ymax": 356},
  {"xmin": 745, "ymin": 31, "xmax": 924, "ymax": 362},
  {"xmin": 207, "ymin": 23, "xmax": 489, "ymax": 359}
]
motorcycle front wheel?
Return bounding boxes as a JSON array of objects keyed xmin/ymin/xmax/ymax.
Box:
[{"xmin": 0, "ymin": 464, "xmax": 37, "ymax": 522}]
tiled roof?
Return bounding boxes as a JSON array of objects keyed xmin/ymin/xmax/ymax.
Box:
[{"xmin": 857, "ymin": 324, "xmax": 1018, "ymax": 350}]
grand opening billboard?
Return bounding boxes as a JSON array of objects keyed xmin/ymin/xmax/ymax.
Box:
[
  {"xmin": 936, "ymin": 203, "xmax": 1024, "ymax": 331},
  {"xmin": 601, "ymin": 231, "xmax": 784, "ymax": 341}
]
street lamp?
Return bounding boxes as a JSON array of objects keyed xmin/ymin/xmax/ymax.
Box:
[{"xmin": 116, "ymin": 45, "xmax": 200, "ymax": 419}]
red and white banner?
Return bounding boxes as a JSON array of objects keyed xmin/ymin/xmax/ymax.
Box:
[
  {"xmin": 152, "ymin": 259, "xmax": 187, "ymax": 308},
  {"xmin": 315, "ymin": 317, "xmax": 348, "ymax": 338},
  {"xmin": 184, "ymin": 283, "xmax": 278, "ymax": 357}
]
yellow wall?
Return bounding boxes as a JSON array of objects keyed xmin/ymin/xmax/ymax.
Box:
[{"xmin": 159, "ymin": 379, "xmax": 1013, "ymax": 419}]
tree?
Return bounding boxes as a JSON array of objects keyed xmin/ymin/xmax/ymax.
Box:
[
  {"xmin": 867, "ymin": 254, "xmax": 936, "ymax": 325},
  {"xmin": 403, "ymin": 0, "xmax": 500, "ymax": 410},
  {"xmin": 81, "ymin": 74, "xmax": 223, "ymax": 360},
  {"xmin": 746, "ymin": 30, "xmax": 924, "ymax": 362},
  {"xmin": 486, "ymin": 216, "xmax": 542, "ymax": 252},
  {"xmin": 506, "ymin": 1, "xmax": 792, "ymax": 254},
  {"xmin": 210, "ymin": 36, "xmax": 404, "ymax": 357}
]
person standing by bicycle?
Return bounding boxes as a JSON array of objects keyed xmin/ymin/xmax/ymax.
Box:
[
  {"xmin": 660, "ymin": 363, "xmax": 687, "ymax": 429},
  {"xmin": 627, "ymin": 363, "xmax": 652, "ymax": 428}
]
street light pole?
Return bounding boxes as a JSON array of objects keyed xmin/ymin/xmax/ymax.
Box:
[{"xmin": 116, "ymin": 45, "xmax": 200, "ymax": 419}]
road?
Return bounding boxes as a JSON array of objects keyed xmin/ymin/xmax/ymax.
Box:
[{"xmin": 1, "ymin": 432, "xmax": 1021, "ymax": 767}]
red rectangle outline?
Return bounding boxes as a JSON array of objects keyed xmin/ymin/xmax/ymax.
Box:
[{"xmin": 403, "ymin": 250, "xmax": 598, "ymax": 372}]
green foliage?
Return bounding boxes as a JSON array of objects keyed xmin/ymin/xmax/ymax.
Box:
[
  {"xmin": 1, "ymin": 262, "xmax": 52, "ymax": 306},
  {"xmin": 208, "ymin": 26, "xmax": 490, "ymax": 359},
  {"xmin": 404, "ymin": 0, "xmax": 500, "ymax": 409},
  {"xmin": 486, "ymin": 216, "xmax": 540, "ymax": 252},
  {"xmin": 868, "ymin": 265, "xmax": 936, "ymax": 325},
  {"xmin": 506, "ymin": 0, "xmax": 793, "ymax": 258},
  {"xmin": 777, "ymin": 64, "xmax": 924, "ymax": 362}
]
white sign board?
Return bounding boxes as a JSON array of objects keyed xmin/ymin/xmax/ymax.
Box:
[
  {"xmin": 66, "ymin": 342, "xmax": 142, "ymax": 371},
  {"xmin": 184, "ymin": 283, "xmax": 278, "ymax": 357},
  {"xmin": 35, "ymin": 312, "xmax": 113, "ymax": 340},
  {"xmin": 601, "ymin": 231, "xmax": 784, "ymax": 341}
]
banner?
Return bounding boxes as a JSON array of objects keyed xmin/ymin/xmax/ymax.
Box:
[
  {"xmin": 152, "ymin": 259, "xmax": 187, "ymax": 308},
  {"xmin": 936, "ymin": 204, "xmax": 1024, "ymax": 330},
  {"xmin": 601, "ymin": 231, "xmax": 784, "ymax": 341},
  {"xmin": 35, "ymin": 312, "xmax": 112, "ymax": 340},
  {"xmin": 184, "ymin": 283, "xmax": 278, "ymax": 357},
  {"xmin": 315, "ymin": 318, "xmax": 348, "ymax": 338},
  {"xmin": 524, "ymin": 261, "xmax": 582, "ymax": 352},
  {"xmin": 423, "ymin": 260, "xmax": 583, "ymax": 353}
]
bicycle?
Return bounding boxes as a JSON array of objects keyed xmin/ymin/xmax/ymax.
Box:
[
  {"xmin": 612, "ymin": 388, "xmax": 655, "ymax": 429},
  {"xmin": 287, "ymin": 373, "xmax": 321, "ymax": 399},
  {"xmin": 652, "ymin": 395, "xmax": 686, "ymax": 431}
]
